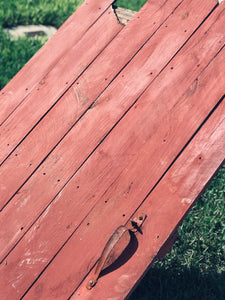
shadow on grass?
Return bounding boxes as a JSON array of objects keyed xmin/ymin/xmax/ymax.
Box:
[{"xmin": 129, "ymin": 263, "xmax": 225, "ymax": 300}]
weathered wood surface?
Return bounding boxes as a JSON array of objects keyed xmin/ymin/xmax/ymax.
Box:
[
  {"xmin": 21, "ymin": 32, "xmax": 225, "ymax": 300},
  {"xmin": 0, "ymin": 0, "xmax": 220, "ymax": 271},
  {"xmin": 0, "ymin": 0, "xmax": 183, "ymax": 209},
  {"xmin": 74, "ymin": 67, "xmax": 225, "ymax": 300},
  {"xmin": 0, "ymin": 0, "xmax": 224, "ymax": 299},
  {"xmin": 0, "ymin": 0, "xmax": 115, "ymax": 125},
  {"xmin": 0, "ymin": 5, "xmax": 123, "ymax": 165}
]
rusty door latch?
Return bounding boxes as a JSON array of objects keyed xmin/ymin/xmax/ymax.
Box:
[{"xmin": 86, "ymin": 213, "xmax": 147, "ymax": 289}]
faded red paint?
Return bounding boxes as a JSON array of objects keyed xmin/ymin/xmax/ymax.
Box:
[{"xmin": 0, "ymin": 0, "xmax": 224, "ymax": 299}]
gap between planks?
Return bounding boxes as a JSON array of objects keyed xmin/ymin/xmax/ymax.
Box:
[
  {"xmin": 24, "ymin": 53, "xmax": 225, "ymax": 299},
  {"xmin": 73, "ymin": 97, "xmax": 225, "ymax": 300},
  {"xmin": 0, "ymin": 4, "xmax": 123, "ymax": 166},
  {"xmin": 0, "ymin": 0, "xmax": 221, "ymax": 262},
  {"xmin": 0, "ymin": 0, "xmax": 185, "ymax": 209},
  {"xmin": 0, "ymin": 0, "xmax": 115, "ymax": 125},
  {"xmin": 0, "ymin": 0, "xmax": 219, "ymax": 262},
  {"xmin": 0, "ymin": 3, "xmax": 225, "ymax": 298}
]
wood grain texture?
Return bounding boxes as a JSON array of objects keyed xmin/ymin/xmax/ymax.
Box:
[
  {"xmin": 73, "ymin": 87, "xmax": 225, "ymax": 300},
  {"xmin": 0, "ymin": 0, "xmax": 219, "ymax": 262},
  {"xmin": 20, "ymin": 45, "xmax": 225, "ymax": 300},
  {"xmin": 1, "ymin": 6, "xmax": 224, "ymax": 299},
  {"xmin": 0, "ymin": 0, "xmax": 183, "ymax": 209},
  {"xmin": 0, "ymin": 0, "xmax": 115, "ymax": 125},
  {"xmin": 0, "ymin": 5, "xmax": 123, "ymax": 166}
]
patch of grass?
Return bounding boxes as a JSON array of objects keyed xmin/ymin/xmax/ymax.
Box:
[
  {"xmin": 0, "ymin": 0, "xmax": 84, "ymax": 28},
  {"xmin": 129, "ymin": 165, "xmax": 225, "ymax": 299},
  {"xmin": 115, "ymin": 0, "xmax": 148, "ymax": 11},
  {"xmin": 0, "ymin": 27, "xmax": 47, "ymax": 89},
  {"xmin": 131, "ymin": 265, "xmax": 225, "ymax": 300}
]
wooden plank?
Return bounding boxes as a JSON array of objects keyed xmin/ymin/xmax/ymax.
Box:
[
  {"xmin": 114, "ymin": 7, "xmax": 137, "ymax": 25},
  {"xmin": 0, "ymin": 0, "xmax": 185, "ymax": 208},
  {"xmin": 1, "ymin": 13, "xmax": 224, "ymax": 300},
  {"xmin": 0, "ymin": 0, "xmax": 115, "ymax": 125},
  {"xmin": 21, "ymin": 45, "xmax": 225, "ymax": 300},
  {"xmin": 0, "ymin": 5, "xmax": 123, "ymax": 165},
  {"xmin": 2, "ymin": 0, "xmax": 221, "ymax": 255},
  {"xmin": 73, "ymin": 90, "xmax": 225, "ymax": 300},
  {"xmin": 0, "ymin": 0, "xmax": 219, "ymax": 258}
]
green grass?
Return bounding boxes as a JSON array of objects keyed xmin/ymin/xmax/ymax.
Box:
[
  {"xmin": 0, "ymin": 0, "xmax": 84, "ymax": 28},
  {"xmin": 0, "ymin": 27, "xmax": 47, "ymax": 90},
  {"xmin": 115, "ymin": 0, "xmax": 148, "ymax": 11},
  {"xmin": 0, "ymin": 0, "xmax": 224, "ymax": 299}
]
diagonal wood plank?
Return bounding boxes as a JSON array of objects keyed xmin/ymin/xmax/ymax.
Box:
[
  {"xmin": 1, "ymin": 10, "xmax": 224, "ymax": 300},
  {"xmin": 73, "ymin": 91, "xmax": 225, "ymax": 300},
  {"xmin": 0, "ymin": 5, "xmax": 123, "ymax": 165},
  {"xmin": 0, "ymin": 0, "xmax": 220, "ymax": 261},
  {"xmin": 0, "ymin": 0, "xmax": 115, "ymax": 125},
  {"xmin": 21, "ymin": 43, "xmax": 225, "ymax": 300},
  {"xmin": 0, "ymin": 0, "xmax": 183, "ymax": 210}
]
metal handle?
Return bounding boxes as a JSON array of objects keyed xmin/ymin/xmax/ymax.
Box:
[{"xmin": 86, "ymin": 213, "xmax": 146, "ymax": 289}]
